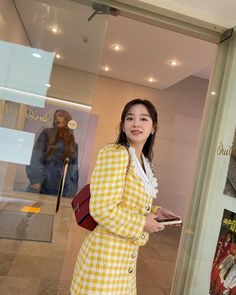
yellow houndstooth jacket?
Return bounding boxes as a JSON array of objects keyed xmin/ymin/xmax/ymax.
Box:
[{"xmin": 71, "ymin": 144, "xmax": 158, "ymax": 295}]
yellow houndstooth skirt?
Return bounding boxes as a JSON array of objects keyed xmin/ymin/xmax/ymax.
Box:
[{"xmin": 70, "ymin": 229, "xmax": 139, "ymax": 294}]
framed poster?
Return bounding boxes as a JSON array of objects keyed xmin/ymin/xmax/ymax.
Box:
[
  {"xmin": 13, "ymin": 98, "xmax": 98, "ymax": 197},
  {"xmin": 210, "ymin": 209, "xmax": 236, "ymax": 295}
]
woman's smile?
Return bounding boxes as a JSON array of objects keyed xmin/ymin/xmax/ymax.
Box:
[{"xmin": 131, "ymin": 129, "xmax": 142, "ymax": 135}]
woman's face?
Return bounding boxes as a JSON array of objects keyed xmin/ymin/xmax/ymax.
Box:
[
  {"xmin": 123, "ymin": 104, "xmax": 154, "ymax": 148},
  {"xmin": 226, "ymin": 234, "xmax": 232, "ymax": 242},
  {"xmin": 54, "ymin": 112, "xmax": 66, "ymax": 128}
]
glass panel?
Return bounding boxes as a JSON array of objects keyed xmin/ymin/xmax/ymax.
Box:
[
  {"xmin": 0, "ymin": 0, "xmax": 109, "ymax": 293},
  {"xmin": 172, "ymin": 28, "xmax": 236, "ymax": 295},
  {"xmin": 0, "ymin": 0, "xmax": 109, "ymax": 200}
]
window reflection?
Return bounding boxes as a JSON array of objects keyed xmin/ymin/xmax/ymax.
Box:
[{"xmin": 26, "ymin": 109, "xmax": 79, "ymax": 197}]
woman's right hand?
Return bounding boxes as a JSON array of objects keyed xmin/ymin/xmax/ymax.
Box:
[{"xmin": 144, "ymin": 213, "xmax": 165, "ymax": 233}]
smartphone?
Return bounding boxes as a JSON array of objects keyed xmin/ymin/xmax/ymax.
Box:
[{"xmin": 155, "ymin": 217, "xmax": 182, "ymax": 226}]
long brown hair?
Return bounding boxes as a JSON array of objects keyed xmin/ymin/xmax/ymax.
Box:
[
  {"xmin": 116, "ymin": 99, "xmax": 158, "ymax": 161},
  {"xmin": 46, "ymin": 109, "xmax": 76, "ymax": 160}
]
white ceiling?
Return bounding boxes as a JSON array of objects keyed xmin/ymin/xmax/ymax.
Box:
[
  {"xmin": 101, "ymin": 15, "xmax": 216, "ymax": 89},
  {"xmin": 126, "ymin": 0, "xmax": 236, "ymax": 28},
  {"xmin": 14, "ymin": 0, "xmax": 219, "ymax": 90}
]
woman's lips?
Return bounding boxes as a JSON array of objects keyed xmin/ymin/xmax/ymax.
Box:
[{"xmin": 131, "ymin": 130, "xmax": 142, "ymax": 134}]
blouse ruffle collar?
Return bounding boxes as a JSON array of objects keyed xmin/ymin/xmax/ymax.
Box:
[{"xmin": 128, "ymin": 146, "xmax": 158, "ymax": 198}]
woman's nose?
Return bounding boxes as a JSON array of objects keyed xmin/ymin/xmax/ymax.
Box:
[{"xmin": 133, "ymin": 120, "xmax": 140, "ymax": 127}]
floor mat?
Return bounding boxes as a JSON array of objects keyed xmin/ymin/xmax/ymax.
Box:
[{"xmin": 0, "ymin": 209, "xmax": 54, "ymax": 242}]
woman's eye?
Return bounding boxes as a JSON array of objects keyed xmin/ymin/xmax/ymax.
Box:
[
  {"xmin": 126, "ymin": 117, "xmax": 133, "ymax": 121},
  {"xmin": 141, "ymin": 118, "xmax": 148, "ymax": 121}
]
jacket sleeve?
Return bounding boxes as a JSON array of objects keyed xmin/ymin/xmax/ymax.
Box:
[
  {"xmin": 90, "ymin": 145, "xmax": 146, "ymax": 240},
  {"xmin": 151, "ymin": 206, "xmax": 161, "ymax": 214},
  {"xmin": 26, "ymin": 128, "xmax": 47, "ymax": 185}
]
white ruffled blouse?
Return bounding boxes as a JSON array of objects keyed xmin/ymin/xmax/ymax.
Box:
[{"xmin": 128, "ymin": 146, "xmax": 158, "ymax": 198}]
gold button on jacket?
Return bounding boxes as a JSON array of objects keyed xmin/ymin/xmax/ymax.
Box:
[
  {"xmin": 131, "ymin": 253, "xmax": 137, "ymax": 259},
  {"xmin": 128, "ymin": 267, "xmax": 133, "ymax": 273}
]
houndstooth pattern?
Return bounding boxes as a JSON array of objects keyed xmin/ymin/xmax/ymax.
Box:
[{"xmin": 71, "ymin": 144, "xmax": 158, "ymax": 295}]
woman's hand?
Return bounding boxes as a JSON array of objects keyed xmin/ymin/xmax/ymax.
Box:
[
  {"xmin": 156, "ymin": 207, "xmax": 182, "ymax": 227},
  {"xmin": 156, "ymin": 207, "xmax": 181, "ymax": 220},
  {"xmin": 144, "ymin": 213, "xmax": 165, "ymax": 233}
]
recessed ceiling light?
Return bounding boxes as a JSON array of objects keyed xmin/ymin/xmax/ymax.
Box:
[
  {"xmin": 169, "ymin": 59, "xmax": 179, "ymax": 66},
  {"xmin": 51, "ymin": 27, "xmax": 59, "ymax": 33},
  {"xmin": 111, "ymin": 44, "xmax": 123, "ymax": 51},
  {"xmin": 103, "ymin": 66, "xmax": 110, "ymax": 71},
  {"xmin": 32, "ymin": 52, "xmax": 42, "ymax": 58},
  {"xmin": 211, "ymin": 91, "xmax": 216, "ymax": 95},
  {"xmin": 45, "ymin": 83, "xmax": 51, "ymax": 88},
  {"xmin": 55, "ymin": 53, "xmax": 61, "ymax": 59},
  {"xmin": 146, "ymin": 77, "xmax": 156, "ymax": 83}
]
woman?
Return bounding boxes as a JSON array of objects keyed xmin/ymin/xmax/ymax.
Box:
[
  {"xmin": 26, "ymin": 109, "xmax": 79, "ymax": 197},
  {"xmin": 71, "ymin": 99, "xmax": 180, "ymax": 294}
]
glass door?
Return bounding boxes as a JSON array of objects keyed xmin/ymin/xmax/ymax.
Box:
[
  {"xmin": 0, "ymin": 0, "xmax": 109, "ymax": 293},
  {"xmin": 171, "ymin": 29, "xmax": 236, "ymax": 295}
]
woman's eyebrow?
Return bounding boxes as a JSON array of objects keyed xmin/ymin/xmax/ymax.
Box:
[{"xmin": 126, "ymin": 113, "xmax": 150, "ymax": 117}]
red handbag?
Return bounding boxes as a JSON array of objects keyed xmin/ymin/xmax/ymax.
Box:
[
  {"xmin": 72, "ymin": 149, "xmax": 131, "ymax": 231},
  {"xmin": 71, "ymin": 184, "xmax": 98, "ymax": 231}
]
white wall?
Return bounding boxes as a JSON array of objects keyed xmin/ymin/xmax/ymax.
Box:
[{"xmin": 48, "ymin": 64, "xmax": 98, "ymax": 106}]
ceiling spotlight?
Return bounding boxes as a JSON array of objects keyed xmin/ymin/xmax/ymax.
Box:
[
  {"xmin": 51, "ymin": 27, "xmax": 59, "ymax": 33},
  {"xmin": 211, "ymin": 91, "xmax": 216, "ymax": 95},
  {"xmin": 111, "ymin": 44, "xmax": 123, "ymax": 51},
  {"xmin": 55, "ymin": 53, "xmax": 61, "ymax": 59},
  {"xmin": 146, "ymin": 77, "xmax": 155, "ymax": 83},
  {"xmin": 32, "ymin": 53, "xmax": 42, "ymax": 58},
  {"xmin": 104, "ymin": 66, "xmax": 110, "ymax": 71},
  {"xmin": 169, "ymin": 59, "xmax": 179, "ymax": 66},
  {"xmin": 45, "ymin": 83, "xmax": 51, "ymax": 88}
]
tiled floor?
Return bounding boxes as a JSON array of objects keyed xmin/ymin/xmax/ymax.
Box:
[
  {"xmin": 0, "ymin": 194, "xmax": 181, "ymax": 295},
  {"xmin": 137, "ymin": 226, "xmax": 181, "ymax": 295}
]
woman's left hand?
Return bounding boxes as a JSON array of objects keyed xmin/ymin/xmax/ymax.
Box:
[{"xmin": 156, "ymin": 207, "xmax": 182, "ymax": 226}]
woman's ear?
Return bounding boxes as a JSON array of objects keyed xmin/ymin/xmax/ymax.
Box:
[
  {"xmin": 151, "ymin": 126, "xmax": 156, "ymax": 135},
  {"xmin": 152, "ymin": 123, "xmax": 158, "ymax": 134}
]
